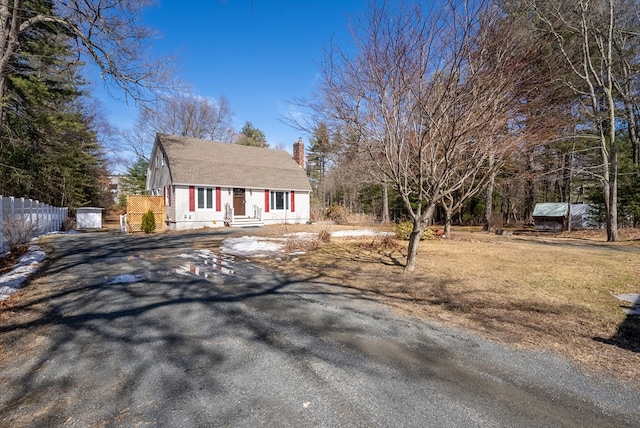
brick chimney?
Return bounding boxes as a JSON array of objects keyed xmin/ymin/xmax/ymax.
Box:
[{"xmin": 293, "ymin": 138, "xmax": 304, "ymax": 168}]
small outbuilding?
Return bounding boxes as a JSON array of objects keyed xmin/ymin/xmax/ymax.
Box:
[
  {"xmin": 532, "ymin": 203, "xmax": 595, "ymax": 231},
  {"xmin": 76, "ymin": 207, "xmax": 104, "ymax": 229}
]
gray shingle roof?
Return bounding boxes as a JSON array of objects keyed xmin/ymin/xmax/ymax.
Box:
[{"xmin": 158, "ymin": 134, "xmax": 311, "ymax": 191}]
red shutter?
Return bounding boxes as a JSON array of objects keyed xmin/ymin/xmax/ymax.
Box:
[
  {"xmin": 216, "ymin": 187, "xmax": 221, "ymax": 211},
  {"xmin": 291, "ymin": 191, "xmax": 295, "ymax": 212},
  {"xmin": 189, "ymin": 186, "xmax": 195, "ymax": 211},
  {"xmin": 264, "ymin": 190, "xmax": 270, "ymax": 213}
]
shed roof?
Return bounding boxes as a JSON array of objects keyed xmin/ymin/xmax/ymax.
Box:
[
  {"xmin": 157, "ymin": 134, "xmax": 311, "ymax": 191},
  {"xmin": 532, "ymin": 203, "xmax": 569, "ymax": 217}
]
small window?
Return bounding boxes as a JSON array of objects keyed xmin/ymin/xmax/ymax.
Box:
[
  {"xmin": 197, "ymin": 187, "xmax": 214, "ymax": 210},
  {"xmin": 270, "ymin": 191, "xmax": 290, "ymax": 210},
  {"xmin": 164, "ymin": 185, "xmax": 171, "ymax": 207},
  {"xmin": 206, "ymin": 188, "xmax": 213, "ymax": 209}
]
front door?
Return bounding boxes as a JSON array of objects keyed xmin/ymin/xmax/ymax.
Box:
[{"xmin": 233, "ymin": 188, "xmax": 245, "ymax": 216}]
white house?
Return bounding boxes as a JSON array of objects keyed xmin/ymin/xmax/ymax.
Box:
[{"xmin": 146, "ymin": 134, "xmax": 312, "ymax": 231}]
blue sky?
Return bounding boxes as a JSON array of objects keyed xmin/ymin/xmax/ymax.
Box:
[{"xmin": 98, "ymin": 0, "xmax": 368, "ymax": 163}]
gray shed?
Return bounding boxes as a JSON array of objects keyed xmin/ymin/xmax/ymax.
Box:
[
  {"xmin": 533, "ymin": 203, "xmax": 595, "ymax": 231},
  {"xmin": 76, "ymin": 207, "xmax": 104, "ymax": 229}
]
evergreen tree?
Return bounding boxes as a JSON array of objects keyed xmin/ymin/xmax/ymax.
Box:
[
  {"xmin": 236, "ymin": 121, "xmax": 268, "ymax": 148},
  {"xmin": 0, "ymin": 0, "xmax": 107, "ymax": 208},
  {"xmin": 121, "ymin": 157, "xmax": 149, "ymax": 196},
  {"xmin": 306, "ymin": 123, "xmax": 333, "ymax": 192}
]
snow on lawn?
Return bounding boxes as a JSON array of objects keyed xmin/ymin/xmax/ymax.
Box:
[
  {"xmin": 220, "ymin": 229, "xmax": 394, "ymax": 257},
  {"xmin": 221, "ymin": 229, "xmax": 394, "ymax": 258},
  {"xmin": 0, "ymin": 246, "xmax": 47, "ymax": 301},
  {"xmin": 330, "ymin": 230, "xmax": 394, "ymax": 238},
  {"xmin": 221, "ymin": 236, "xmax": 285, "ymax": 257}
]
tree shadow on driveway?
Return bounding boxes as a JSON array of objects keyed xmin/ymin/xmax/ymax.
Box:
[
  {"xmin": 1, "ymin": 230, "xmax": 638, "ymax": 427},
  {"xmin": 0, "ymin": 230, "xmax": 455, "ymax": 426}
]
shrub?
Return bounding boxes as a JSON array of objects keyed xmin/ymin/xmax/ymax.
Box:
[
  {"xmin": 2, "ymin": 219, "xmax": 40, "ymax": 252},
  {"xmin": 62, "ymin": 217, "xmax": 75, "ymax": 232},
  {"xmin": 394, "ymin": 221, "xmax": 435, "ymax": 241},
  {"xmin": 140, "ymin": 209, "xmax": 156, "ymax": 233},
  {"xmin": 282, "ymin": 235, "xmax": 320, "ymax": 253},
  {"xmin": 378, "ymin": 234, "xmax": 401, "ymax": 250},
  {"xmin": 318, "ymin": 229, "xmax": 331, "ymax": 243},
  {"xmin": 325, "ymin": 204, "xmax": 351, "ymax": 225},
  {"xmin": 360, "ymin": 235, "xmax": 401, "ymax": 251}
]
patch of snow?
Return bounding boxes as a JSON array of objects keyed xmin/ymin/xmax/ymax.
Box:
[
  {"xmin": 331, "ymin": 229, "xmax": 394, "ymax": 237},
  {"xmin": 0, "ymin": 286, "xmax": 18, "ymax": 298},
  {"xmin": 613, "ymin": 293, "xmax": 640, "ymax": 316},
  {"xmin": 221, "ymin": 236, "xmax": 283, "ymax": 257},
  {"xmin": 614, "ymin": 294, "xmax": 640, "ymax": 305},
  {"xmin": 109, "ymin": 274, "xmax": 143, "ymax": 284},
  {"xmin": 217, "ymin": 230, "xmax": 394, "ymax": 259},
  {"xmin": 0, "ymin": 245, "xmax": 47, "ymax": 301}
]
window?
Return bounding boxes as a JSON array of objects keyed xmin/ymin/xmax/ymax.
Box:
[
  {"xmin": 197, "ymin": 187, "xmax": 214, "ymax": 209},
  {"xmin": 270, "ymin": 191, "xmax": 289, "ymax": 210},
  {"xmin": 164, "ymin": 185, "xmax": 171, "ymax": 207}
]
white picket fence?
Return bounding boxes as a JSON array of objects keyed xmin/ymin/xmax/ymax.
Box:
[{"xmin": 0, "ymin": 195, "xmax": 68, "ymax": 254}]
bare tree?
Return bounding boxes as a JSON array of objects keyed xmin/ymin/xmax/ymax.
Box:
[
  {"xmin": 314, "ymin": 0, "xmax": 523, "ymax": 272},
  {"xmin": 611, "ymin": 5, "xmax": 640, "ymax": 169},
  {"xmin": 0, "ymin": 0, "xmax": 176, "ymax": 128},
  {"xmin": 533, "ymin": 0, "xmax": 635, "ymax": 241},
  {"xmin": 121, "ymin": 93, "xmax": 235, "ymax": 161}
]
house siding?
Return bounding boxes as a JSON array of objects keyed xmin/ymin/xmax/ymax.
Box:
[
  {"xmin": 146, "ymin": 134, "xmax": 312, "ymax": 231},
  {"xmin": 262, "ymin": 189, "xmax": 310, "ymax": 225},
  {"xmin": 167, "ymin": 187, "xmax": 310, "ymax": 231},
  {"xmin": 171, "ymin": 185, "xmax": 228, "ymax": 230}
]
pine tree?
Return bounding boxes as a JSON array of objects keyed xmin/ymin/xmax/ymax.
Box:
[
  {"xmin": 121, "ymin": 157, "xmax": 149, "ymax": 196},
  {"xmin": 236, "ymin": 121, "xmax": 268, "ymax": 148},
  {"xmin": 0, "ymin": 0, "xmax": 107, "ymax": 208}
]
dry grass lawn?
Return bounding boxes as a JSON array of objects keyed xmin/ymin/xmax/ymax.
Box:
[{"xmin": 259, "ymin": 224, "xmax": 640, "ymax": 382}]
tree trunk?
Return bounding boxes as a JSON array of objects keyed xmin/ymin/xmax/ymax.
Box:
[
  {"xmin": 404, "ymin": 205, "xmax": 435, "ymax": 273},
  {"xmin": 625, "ymin": 100, "xmax": 639, "ymax": 169},
  {"xmin": 565, "ymin": 148, "xmax": 574, "ymax": 232},
  {"xmin": 381, "ymin": 179, "xmax": 389, "ymax": 223},
  {"xmin": 524, "ymin": 149, "xmax": 535, "ymax": 226},
  {"xmin": 608, "ymin": 127, "xmax": 619, "ymax": 241},
  {"xmin": 604, "ymin": 9, "xmax": 619, "ymax": 242},
  {"xmin": 483, "ymin": 170, "xmax": 495, "ymax": 232},
  {"xmin": 404, "ymin": 226, "xmax": 424, "ymax": 273},
  {"xmin": 444, "ymin": 208, "xmax": 452, "ymax": 238},
  {"xmin": 0, "ymin": 0, "xmax": 22, "ymax": 132}
]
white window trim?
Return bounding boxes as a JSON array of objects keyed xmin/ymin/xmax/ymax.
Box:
[
  {"xmin": 270, "ymin": 191, "xmax": 290, "ymax": 211},
  {"xmin": 197, "ymin": 187, "xmax": 214, "ymax": 210}
]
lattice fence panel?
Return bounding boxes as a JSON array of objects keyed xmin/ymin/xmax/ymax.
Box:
[{"xmin": 126, "ymin": 195, "xmax": 165, "ymax": 232}]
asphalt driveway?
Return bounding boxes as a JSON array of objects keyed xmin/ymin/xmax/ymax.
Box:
[{"xmin": 0, "ymin": 230, "xmax": 638, "ymax": 427}]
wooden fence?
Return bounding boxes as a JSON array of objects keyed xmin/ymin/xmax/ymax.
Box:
[
  {"xmin": 1, "ymin": 195, "xmax": 68, "ymax": 253},
  {"xmin": 126, "ymin": 195, "xmax": 165, "ymax": 232}
]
